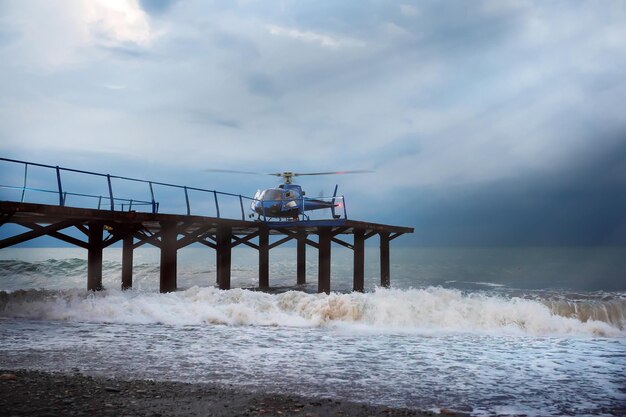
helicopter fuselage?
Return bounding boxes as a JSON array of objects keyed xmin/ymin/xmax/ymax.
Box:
[{"xmin": 250, "ymin": 183, "xmax": 338, "ymax": 219}]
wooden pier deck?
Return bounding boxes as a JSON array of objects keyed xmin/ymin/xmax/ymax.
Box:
[{"xmin": 0, "ymin": 201, "xmax": 413, "ymax": 293}]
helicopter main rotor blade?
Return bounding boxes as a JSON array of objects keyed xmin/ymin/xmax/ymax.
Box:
[
  {"xmin": 294, "ymin": 170, "xmax": 373, "ymax": 176},
  {"xmin": 204, "ymin": 169, "xmax": 265, "ymax": 175},
  {"xmin": 205, "ymin": 169, "xmax": 373, "ymax": 177}
]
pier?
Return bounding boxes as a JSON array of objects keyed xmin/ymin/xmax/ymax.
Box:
[{"xmin": 0, "ymin": 158, "xmax": 413, "ymax": 293}]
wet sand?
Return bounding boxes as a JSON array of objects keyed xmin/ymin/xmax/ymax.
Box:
[{"xmin": 0, "ymin": 369, "xmax": 468, "ymax": 417}]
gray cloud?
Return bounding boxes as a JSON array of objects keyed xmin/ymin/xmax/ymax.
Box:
[
  {"xmin": 401, "ymin": 135, "xmax": 626, "ymax": 245},
  {"xmin": 99, "ymin": 44, "xmax": 155, "ymax": 60},
  {"xmin": 245, "ymin": 72, "xmax": 281, "ymax": 98},
  {"xmin": 1, "ymin": 0, "xmax": 626, "ymax": 244},
  {"xmin": 139, "ymin": 0, "xmax": 180, "ymax": 15},
  {"xmin": 186, "ymin": 108, "xmax": 243, "ymax": 129}
]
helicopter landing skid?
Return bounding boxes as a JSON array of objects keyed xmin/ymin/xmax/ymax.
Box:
[{"xmin": 255, "ymin": 213, "xmax": 309, "ymax": 222}]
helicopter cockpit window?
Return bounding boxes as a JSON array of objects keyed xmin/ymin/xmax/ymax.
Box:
[{"xmin": 263, "ymin": 190, "xmax": 283, "ymax": 201}]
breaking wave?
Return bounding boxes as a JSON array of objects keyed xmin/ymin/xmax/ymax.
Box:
[{"xmin": 0, "ymin": 287, "xmax": 624, "ymax": 337}]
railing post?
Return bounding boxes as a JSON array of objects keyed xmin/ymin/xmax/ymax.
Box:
[
  {"xmin": 107, "ymin": 174, "xmax": 114, "ymax": 211},
  {"xmin": 56, "ymin": 166, "xmax": 64, "ymax": 206},
  {"xmin": 184, "ymin": 186, "xmax": 191, "ymax": 215},
  {"xmin": 21, "ymin": 163, "xmax": 28, "ymax": 202},
  {"xmin": 149, "ymin": 182, "xmax": 156, "ymax": 213},
  {"xmin": 239, "ymin": 195, "xmax": 245, "ymax": 220},
  {"xmin": 213, "ymin": 191, "xmax": 220, "ymax": 218}
]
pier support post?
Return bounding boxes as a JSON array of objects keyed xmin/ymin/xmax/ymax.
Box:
[
  {"xmin": 217, "ymin": 226, "xmax": 232, "ymax": 290},
  {"xmin": 259, "ymin": 226, "xmax": 269, "ymax": 289},
  {"xmin": 353, "ymin": 229, "xmax": 365, "ymax": 292},
  {"xmin": 121, "ymin": 235, "xmax": 133, "ymax": 290},
  {"xmin": 87, "ymin": 223, "xmax": 103, "ymax": 291},
  {"xmin": 318, "ymin": 227, "xmax": 332, "ymax": 294},
  {"xmin": 160, "ymin": 222, "xmax": 178, "ymax": 293},
  {"xmin": 380, "ymin": 232, "xmax": 390, "ymax": 288},
  {"xmin": 297, "ymin": 231, "xmax": 306, "ymax": 285}
]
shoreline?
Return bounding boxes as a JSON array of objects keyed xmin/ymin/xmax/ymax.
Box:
[{"xmin": 0, "ymin": 369, "xmax": 469, "ymax": 417}]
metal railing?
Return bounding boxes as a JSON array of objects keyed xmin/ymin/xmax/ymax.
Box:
[
  {"xmin": 0, "ymin": 157, "xmax": 256, "ymax": 220},
  {"xmin": 0, "ymin": 157, "xmax": 348, "ymax": 221}
]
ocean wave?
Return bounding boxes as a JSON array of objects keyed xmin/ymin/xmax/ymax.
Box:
[
  {"xmin": 0, "ymin": 258, "xmax": 161, "ymax": 290},
  {"xmin": 0, "ymin": 287, "xmax": 623, "ymax": 337},
  {"xmin": 0, "ymin": 258, "xmax": 91, "ymax": 277}
]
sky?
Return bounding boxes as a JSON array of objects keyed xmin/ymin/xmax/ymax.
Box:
[{"xmin": 1, "ymin": 0, "xmax": 625, "ymax": 245}]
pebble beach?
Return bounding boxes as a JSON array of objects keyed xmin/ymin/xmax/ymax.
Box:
[{"xmin": 0, "ymin": 370, "xmax": 468, "ymax": 417}]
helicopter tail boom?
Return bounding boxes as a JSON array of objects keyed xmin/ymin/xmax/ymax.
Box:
[{"xmin": 302, "ymin": 198, "xmax": 338, "ymax": 211}]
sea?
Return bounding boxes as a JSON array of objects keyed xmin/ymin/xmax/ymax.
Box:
[{"xmin": 0, "ymin": 246, "xmax": 625, "ymax": 416}]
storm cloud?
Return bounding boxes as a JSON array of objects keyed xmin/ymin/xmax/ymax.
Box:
[{"xmin": 1, "ymin": 0, "xmax": 625, "ymax": 244}]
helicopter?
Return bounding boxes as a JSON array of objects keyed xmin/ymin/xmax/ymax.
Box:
[{"xmin": 206, "ymin": 170, "xmax": 371, "ymax": 221}]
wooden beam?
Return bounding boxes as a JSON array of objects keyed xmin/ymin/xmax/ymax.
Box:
[
  {"xmin": 15, "ymin": 222, "xmax": 88, "ymax": 249},
  {"xmin": 50, "ymin": 231, "xmax": 88, "ymax": 249},
  {"xmin": 305, "ymin": 238, "xmax": 319, "ymax": 249},
  {"xmin": 175, "ymin": 224, "xmax": 214, "ymax": 249},
  {"xmin": 0, "ymin": 212, "xmax": 15, "ymax": 228},
  {"xmin": 364, "ymin": 231, "xmax": 377, "ymax": 240},
  {"xmin": 231, "ymin": 231, "xmax": 260, "ymax": 249},
  {"xmin": 268, "ymin": 235, "xmax": 294, "ymax": 250},
  {"xmin": 121, "ymin": 235, "xmax": 133, "ymax": 290},
  {"xmin": 133, "ymin": 230, "xmax": 162, "ymax": 249},
  {"xmin": 270, "ymin": 227, "xmax": 297, "ymax": 237},
  {"xmin": 0, "ymin": 219, "xmax": 80, "ymax": 250},
  {"xmin": 198, "ymin": 239, "xmax": 216, "ymax": 249},
  {"xmin": 331, "ymin": 236, "xmax": 353, "ymax": 250},
  {"xmin": 159, "ymin": 221, "xmax": 178, "ymax": 293},
  {"xmin": 87, "ymin": 223, "xmax": 103, "ymax": 291},
  {"xmin": 297, "ymin": 231, "xmax": 306, "ymax": 285},
  {"xmin": 389, "ymin": 232, "xmax": 403, "ymax": 241},
  {"xmin": 259, "ymin": 227, "xmax": 269, "ymax": 289},
  {"xmin": 216, "ymin": 226, "xmax": 232, "ymax": 290},
  {"xmin": 380, "ymin": 232, "xmax": 390, "ymax": 288},
  {"xmin": 102, "ymin": 225, "xmax": 141, "ymax": 249},
  {"xmin": 331, "ymin": 226, "xmax": 349, "ymax": 236},
  {"xmin": 318, "ymin": 226, "xmax": 332, "ymax": 294},
  {"xmin": 75, "ymin": 224, "xmax": 89, "ymax": 236},
  {"xmin": 353, "ymin": 229, "xmax": 365, "ymax": 292}
]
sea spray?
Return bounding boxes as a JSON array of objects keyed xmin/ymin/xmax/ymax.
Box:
[{"xmin": 1, "ymin": 287, "xmax": 624, "ymax": 337}]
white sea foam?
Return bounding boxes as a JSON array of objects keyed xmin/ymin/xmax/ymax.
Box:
[{"xmin": 1, "ymin": 287, "xmax": 624, "ymax": 337}]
